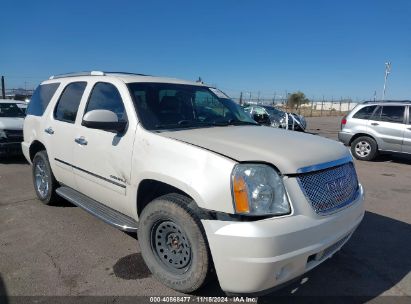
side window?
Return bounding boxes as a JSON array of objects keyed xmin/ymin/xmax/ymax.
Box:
[
  {"xmin": 26, "ymin": 83, "xmax": 60, "ymax": 116},
  {"xmin": 352, "ymin": 105, "xmax": 377, "ymax": 119},
  {"xmin": 85, "ymin": 82, "xmax": 126, "ymax": 121},
  {"xmin": 54, "ymin": 82, "xmax": 87, "ymax": 123},
  {"xmin": 408, "ymin": 107, "xmax": 411, "ymax": 124},
  {"xmin": 380, "ymin": 106, "xmax": 405, "ymax": 123}
]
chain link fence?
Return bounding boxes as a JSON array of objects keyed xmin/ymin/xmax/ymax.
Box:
[
  {"xmin": 2, "ymin": 86, "xmax": 360, "ymax": 117},
  {"xmin": 233, "ymin": 97, "xmax": 359, "ymax": 117}
]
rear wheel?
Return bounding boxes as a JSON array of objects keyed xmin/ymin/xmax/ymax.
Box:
[
  {"xmin": 351, "ymin": 136, "xmax": 378, "ymax": 161},
  {"xmin": 32, "ymin": 150, "xmax": 59, "ymax": 204},
  {"xmin": 137, "ymin": 194, "xmax": 211, "ymax": 293}
]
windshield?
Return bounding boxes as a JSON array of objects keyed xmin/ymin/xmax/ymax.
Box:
[
  {"xmin": 0, "ymin": 103, "xmax": 26, "ymax": 118},
  {"xmin": 128, "ymin": 83, "xmax": 257, "ymax": 130},
  {"xmin": 262, "ymin": 106, "xmax": 284, "ymax": 117}
]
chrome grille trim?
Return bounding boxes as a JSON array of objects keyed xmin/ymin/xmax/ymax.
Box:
[
  {"xmin": 296, "ymin": 155, "xmax": 353, "ymax": 174},
  {"xmin": 297, "ymin": 162, "xmax": 359, "ymax": 215}
]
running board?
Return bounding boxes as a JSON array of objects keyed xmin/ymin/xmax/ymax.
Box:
[{"xmin": 56, "ymin": 186, "xmax": 138, "ymax": 232}]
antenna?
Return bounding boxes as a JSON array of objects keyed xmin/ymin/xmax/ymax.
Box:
[{"xmin": 382, "ymin": 62, "xmax": 391, "ymax": 101}]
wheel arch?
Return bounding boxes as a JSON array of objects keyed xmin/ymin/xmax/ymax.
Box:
[
  {"xmin": 136, "ymin": 179, "xmax": 200, "ymax": 217},
  {"xmin": 349, "ymin": 133, "xmax": 378, "ymax": 147},
  {"xmin": 29, "ymin": 140, "xmax": 47, "ymax": 161}
]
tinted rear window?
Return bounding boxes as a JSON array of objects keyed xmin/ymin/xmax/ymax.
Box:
[
  {"xmin": 26, "ymin": 83, "xmax": 60, "ymax": 116},
  {"xmin": 378, "ymin": 106, "xmax": 405, "ymax": 123},
  {"xmin": 352, "ymin": 105, "xmax": 377, "ymax": 119},
  {"xmin": 54, "ymin": 82, "xmax": 87, "ymax": 123}
]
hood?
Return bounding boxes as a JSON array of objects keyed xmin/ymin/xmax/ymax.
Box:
[
  {"xmin": 0, "ymin": 117, "xmax": 24, "ymax": 130},
  {"xmin": 158, "ymin": 126, "xmax": 350, "ymax": 174}
]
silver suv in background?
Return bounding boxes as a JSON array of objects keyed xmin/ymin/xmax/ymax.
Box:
[{"xmin": 339, "ymin": 101, "xmax": 411, "ymax": 161}]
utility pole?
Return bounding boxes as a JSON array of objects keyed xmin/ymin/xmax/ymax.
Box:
[
  {"xmin": 382, "ymin": 62, "xmax": 391, "ymax": 101},
  {"xmin": 1, "ymin": 76, "xmax": 5, "ymax": 99}
]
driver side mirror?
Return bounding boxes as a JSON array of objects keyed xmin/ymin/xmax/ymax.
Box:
[{"xmin": 82, "ymin": 109, "xmax": 127, "ymax": 133}]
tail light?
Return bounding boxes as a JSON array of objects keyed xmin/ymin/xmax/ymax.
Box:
[{"xmin": 341, "ymin": 116, "xmax": 347, "ymax": 129}]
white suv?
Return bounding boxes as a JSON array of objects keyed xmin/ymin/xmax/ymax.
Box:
[{"xmin": 22, "ymin": 71, "xmax": 364, "ymax": 295}]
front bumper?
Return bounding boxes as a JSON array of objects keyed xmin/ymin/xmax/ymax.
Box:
[
  {"xmin": 202, "ymin": 184, "xmax": 364, "ymax": 294},
  {"xmin": 338, "ymin": 131, "xmax": 353, "ymax": 146},
  {"xmin": 0, "ymin": 142, "xmax": 23, "ymax": 156}
]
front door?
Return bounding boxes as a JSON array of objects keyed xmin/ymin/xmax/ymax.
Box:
[{"xmin": 72, "ymin": 80, "xmax": 136, "ymax": 216}]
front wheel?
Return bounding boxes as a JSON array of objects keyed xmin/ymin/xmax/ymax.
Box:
[{"xmin": 137, "ymin": 194, "xmax": 211, "ymax": 293}]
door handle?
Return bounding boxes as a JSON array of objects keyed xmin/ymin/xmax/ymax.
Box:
[
  {"xmin": 74, "ymin": 136, "xmax": 88, "ymax": 145},
  {"xmin": 407, "ymin": 128, "xmax": 411, "ymax": 131},
  {"xmin": 371, "ymin": 122, "xmax": 379, "ymax": 126},
  {"xmin": 44, "ymin": 127, "xmax": 54, "ymax": 135}
]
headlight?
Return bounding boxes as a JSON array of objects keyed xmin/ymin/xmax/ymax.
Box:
[
  {"xmin": 231, "ymin": 164, "xmax": 290, "ymax": 216},
  {"xmin": 0, "ymin": 130, "xmax": 7, "ymax": 139}
]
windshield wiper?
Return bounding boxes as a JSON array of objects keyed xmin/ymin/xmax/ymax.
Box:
[
  {"xmin": 154, "ymin": 119, "xmax": 258, "ymax": 130},
  {"xmin": 227, "ymin": 119, "xmax": 259, "ymax": 126},
  {"xmin": 154, "ymin": 120, "xmax": 213, "ymax": 130},
  {"xmin": 210, "ymin": 119, "xmax": 259, "ymax": 126}
]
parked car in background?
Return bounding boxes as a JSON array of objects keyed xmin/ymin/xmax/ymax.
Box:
[
  {"xmin": 23, "ymin": 71, "xmax": 363, "ymax": 295},
  {"xmin": 244, "ymin": 105, "xmax": 307, "ymax": 131},
  {"xmin": 339, "ymin": 100, "xmax": 411, "ymax": 161},
  {"xmin": 0, "ymin": 99, "xmax": 26, "ymax": 156}
]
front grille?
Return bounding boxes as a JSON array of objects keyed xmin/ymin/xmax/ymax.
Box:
[
  {"xmin": 318, "ymin": 233, "xmax": 351, "ymax": 261},
  {"xmin": 1, "ymin": 129, "xmax": 23, "ymax": 143},
  {"xmin": 297, "ymin": 162, "xmax": 359, "ymax": 214},
  {"xmin": 308, "ymin": 232, "xmax": 352, "ymax": 264}
]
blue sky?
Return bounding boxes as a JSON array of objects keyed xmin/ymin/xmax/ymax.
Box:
[{"xmin": 1, "ymin": 0, "xmax": 410, "ymax": 100}]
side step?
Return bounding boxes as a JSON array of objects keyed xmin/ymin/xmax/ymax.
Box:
[{"xmin": 56, "ymin": 186, "xmax": 138, "ymax": 232}]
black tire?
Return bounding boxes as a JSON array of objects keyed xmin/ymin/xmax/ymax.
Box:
[
  {"xmin": 32, "ymin": 150, "xmax": 59, "ymax": 205},
  {"xmin": 137, "ymin": 194, "xmax": 211, "ymax": 293},
  {"xmin": 351, "ymin": 136, "xmax": 378, "ymax": 161}
]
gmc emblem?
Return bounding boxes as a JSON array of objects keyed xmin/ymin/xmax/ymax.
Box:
[{"xmin": 325, "ymin": 176, "xmax": 347, "ymax": 192}]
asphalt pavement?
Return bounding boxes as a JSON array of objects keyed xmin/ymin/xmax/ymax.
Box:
[{"xmin": 0, "ymin": 116, "xmax": 410, "ymax": 303}]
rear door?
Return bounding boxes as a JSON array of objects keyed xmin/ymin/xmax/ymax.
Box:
[
  {"xmin": 402, "ymin": 106, "xmax": 411, "ymax": 153},
  {"xmin": 72, "ymin": 80, "xmax": 137, "ymax": 216},
  {"xmin": 44, "ymin": 81, "xmax": 87, "ymax": 189},
  {"xmin": 367, "ymin": 105, "xmax": 405, "ymax": 152}
]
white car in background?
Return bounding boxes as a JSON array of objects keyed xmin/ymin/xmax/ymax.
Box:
[{"xmin": 0, "ymin": 99, "xmax": 25, "ymax": 156}]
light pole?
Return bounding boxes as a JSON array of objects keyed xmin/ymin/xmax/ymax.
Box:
[{"xmin": 382, "ymin": 62, "xmax": 391, "ymax": 101}]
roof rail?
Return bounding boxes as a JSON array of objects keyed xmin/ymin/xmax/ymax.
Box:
[
  {"xmin": 104, "ymin": 71, "xmax": 151, "ymax": 77},
  {"xmin": 49, "ymin": 71, "xmax": 105, "ymax": 80},
  {"xmin": 363, "ymin": 100, "xmax": 411, "ymax": 104}
]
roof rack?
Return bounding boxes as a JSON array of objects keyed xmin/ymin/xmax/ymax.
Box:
[
  {"xmin": 363, "ymin": 100, "xmax": 411, "ymax": 104},
  {"xmin": 49, "ymin": 71, "xmax": 151, "ymax": 80},
  {"xmin": 49, "ymin": 71, "xmax": 105, "ymax": 80},
  {"xmin": 104, "ymin": 71, "xmax": 150, "ymax": 76}
]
